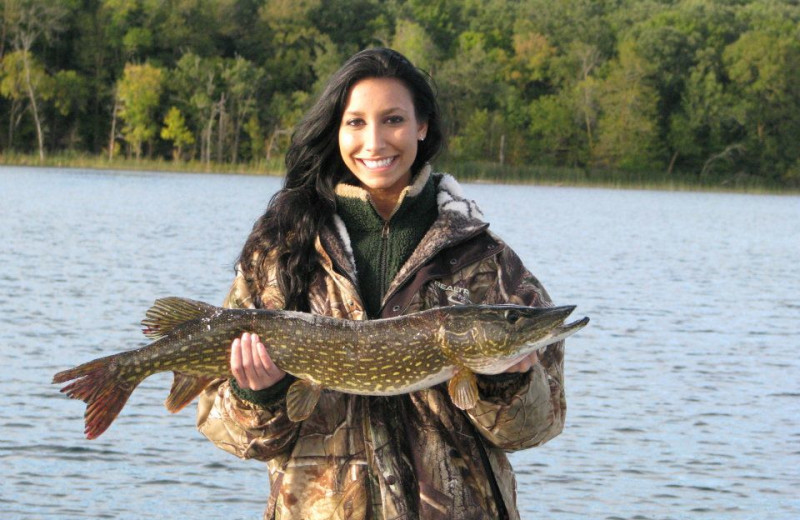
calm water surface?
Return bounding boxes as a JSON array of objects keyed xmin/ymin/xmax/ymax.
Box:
[{"xmin": 1, "ymin": 166, "xmax": 798, "ymax": 519}]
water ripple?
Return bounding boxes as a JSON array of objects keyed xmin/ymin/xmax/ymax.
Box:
[{"xmin": 3, "ymin": 168, "xmax": 799, "ymax": 518}]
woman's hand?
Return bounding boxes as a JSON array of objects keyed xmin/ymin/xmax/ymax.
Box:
[
  {"xmin": 502, "ymin": 350, "xmax": 539, "ymax": 373},
  {"xmin": 230, "ymin": 332, "xmax": 286, "ymax": 390}
]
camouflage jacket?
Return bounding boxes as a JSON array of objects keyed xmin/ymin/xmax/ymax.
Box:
[{"xmin": 196, "ymin": 169, "xmax": 567, "ymax": 519}]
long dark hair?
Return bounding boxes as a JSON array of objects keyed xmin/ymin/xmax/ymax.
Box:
[{"xmin": 238, "ymin": 48, "xmax": 444, "ymax": 311}]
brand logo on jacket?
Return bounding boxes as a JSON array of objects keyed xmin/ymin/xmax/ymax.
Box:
[{"xmin": 433, "ymin": 281, "xmax": 471, "ymax": 305}]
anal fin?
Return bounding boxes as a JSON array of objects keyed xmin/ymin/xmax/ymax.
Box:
[
  {"xmin": 448, "ymin": 368, "xmax": 479, "ymax": 410},
  {"xmin": 165, "ymin": 372, "xmax": 215, "ymax": 412},
  {"xmin": 286, "ymin": 379, "xmax": 322, "ymax": 422}
]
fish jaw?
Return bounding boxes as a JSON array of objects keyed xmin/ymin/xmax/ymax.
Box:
[{"xmin": 467, "ymin": 314, "xmax": 590, "ymax": 375}]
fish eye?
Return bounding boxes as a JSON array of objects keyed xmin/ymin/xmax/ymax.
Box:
[{"xmin": 504, "ymin": 309, "xmax": 521, "ymax": 324}]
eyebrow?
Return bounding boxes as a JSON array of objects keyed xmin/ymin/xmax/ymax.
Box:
[{"xmin": 342, "ymin": 106, "xmax": 410, "ymax": 117}]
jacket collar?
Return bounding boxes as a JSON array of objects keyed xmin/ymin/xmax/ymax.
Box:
[{"xmin": 319, "ymin": 168, "xmax": 489, "ymax": 298}]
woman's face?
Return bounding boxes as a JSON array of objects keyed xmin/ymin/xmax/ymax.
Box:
[{"xmin": 338, "ymin": 77, "xmax": 428, "ymax": 199}]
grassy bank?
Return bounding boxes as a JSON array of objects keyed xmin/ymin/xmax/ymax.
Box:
[
  {"xmin": 0, "ymin": 151, "xmax": 285, "ymax": 177},
  {"xmin": 440, "ymin": 161, "xmax": 796, "ymax": 194},
  {"xmin": 1, "ymin": 152, "xmax": 796, "ymax": 194}
]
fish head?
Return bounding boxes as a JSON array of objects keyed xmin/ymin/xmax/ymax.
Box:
[{"xmin": 443, "ymin": 304, "xmax": 587, "ymax": 375}]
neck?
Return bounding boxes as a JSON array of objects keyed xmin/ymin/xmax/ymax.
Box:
[
  {"xmin": 337, "ymin": 165, "xmax": 432, "ymax": 221},
  {"xmin": 368, "ymin": 187, "xmax": 404, "ymax": 220}
]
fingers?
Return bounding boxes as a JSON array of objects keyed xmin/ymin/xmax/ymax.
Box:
[
  {"xmin": 230, "ymin": 332, "xmax": 285, "ymax": 391},
  {"xmin": 255, "ymin": 339, "xmax": 285, "ymax": 380},
  {"xmin": 230, "ymin": 334, "xmax": 248, "ymax": 388},
  {"xmin": 242, "ymin": 333, "xmax": 257, "ymax": 380},
  {"xmin": 503, "ymin": 351, "xmax": 539, "ymax": 374}
]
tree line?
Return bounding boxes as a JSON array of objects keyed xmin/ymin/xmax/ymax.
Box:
[{"xmin": 1, "ymin": 0, "xmax": 799, "ymax": 186}]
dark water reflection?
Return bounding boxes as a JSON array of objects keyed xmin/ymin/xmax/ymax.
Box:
[{"xmin": 1, "ymin": 167, "xmax": 798, "ymax": 519}]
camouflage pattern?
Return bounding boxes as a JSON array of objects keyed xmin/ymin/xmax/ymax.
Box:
[{"xmin": 197, "ymin": 170, "xmax": 566, "ymax": 519}]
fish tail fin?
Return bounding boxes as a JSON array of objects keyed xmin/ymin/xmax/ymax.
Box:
[
  {"xmin": 53, "ymin": 356, "xmax": 140, "ymax": 440},
  {"xmin": 165, "ymin": 372, "xmax": 215, "ymax": 413}
]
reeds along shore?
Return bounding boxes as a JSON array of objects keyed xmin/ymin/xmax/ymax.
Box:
[{"xmin": 0, "ymin": 152, "xmax": 793, "ymax": 195}]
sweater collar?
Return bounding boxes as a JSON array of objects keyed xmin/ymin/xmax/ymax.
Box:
[{"xmin": 334, "ymin": 164, "xmax": 433, "ymax": 225}]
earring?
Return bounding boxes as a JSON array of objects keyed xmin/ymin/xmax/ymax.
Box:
[{"xmin": 419, "ymin": 136, "xmax": 426, "ymax": 142}]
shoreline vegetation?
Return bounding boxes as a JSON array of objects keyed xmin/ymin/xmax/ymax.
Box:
[
  {"xmin": 2, "ymin": 152, "xmax": 794, "ymax": 195},
  {"xmin": 2, "ymin": 2, "xmax": 799, "ymax": 194}
]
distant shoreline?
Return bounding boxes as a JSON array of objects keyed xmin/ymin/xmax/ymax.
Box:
[{"xmin": 1, "ymin": 153, "xmax": 796, "ymax": 195}]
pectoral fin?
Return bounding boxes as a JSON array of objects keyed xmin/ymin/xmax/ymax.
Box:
[
  {"xmin": 448, "ymin": 369, "xmax": 479, "ymax": 410},
  {"xmin": 286, "ymin": 379, "xmax": 322, "ymax": 422}
]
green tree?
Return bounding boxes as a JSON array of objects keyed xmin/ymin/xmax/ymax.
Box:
[
  {"xmin": 436, "ymin": 32, "xmax": 505, "ymax": 139},
  {"xmin": 160, "ymin": 106, "xmax": 194, "ymax": 160},
  {"xmin": 257, "ymin": 0, "xmax": 324, "ymax": 93},
  {"xmin": 169, "ymin": 52, "xmax": 222, "ymax": 165},
  {"xmin": 243, "ymin": 114, "xmax": 265, "ymax": 162},
  {"xmin": 594, "ymin": 40, "xmax": 662, "ymax": 170},
  {"xmin": 724, "ymin": 29, "xmax": 800, "ymax": 180},
  {"xmin": 527, "ymin": 93, "xmax": 585, "ymax": 167},
  {"xmin": 116, "ymin": 62, "xmax": 163, "ymax": 158},
  {"xmin": 391, "ymin": 19, "xmax": 438, "ymax": 73},
  {"xmin": 265, "ymin": 89, "xmax": 309, "ymax": 160},
  {"xmin": 220, "ymin": 56, "xmax": 265, "ymax": 163},
  {"xmin": 309, "ymin": 0, "xmax": 385, "ymax": 54},
  {"xmin": 406, "ymin": 0, "xmax": 466, "ymax": 56},
  {"xmin": 51, "ymin": 69, "xmax": 88, "ymax": 150},
  {"xmin": 0, "ymin": 49, "xmax": 54, "ymax": 152},
  {"xmin": 667, "ymin": 46, "xmax": 731, "ymax": 176},
  {"xmin": 3, "ymin": 0, "xmax": 67, "ymax": 159}
]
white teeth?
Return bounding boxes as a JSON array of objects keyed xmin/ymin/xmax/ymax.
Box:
[{"xmin": 362, "ymin": 157, "xmax": 394, "ymax": 169}]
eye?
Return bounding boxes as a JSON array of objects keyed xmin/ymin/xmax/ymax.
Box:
[
  {"xmin": 385, "ymin": 115, "xmax": 405, "ymax": 124},
  {"xmin": 345, "ymin": 118, "xmax": 365, "ymax": 127},
  {"xmin": 504, "ymin": 309, "xmax": 521, "ymax": 324}
]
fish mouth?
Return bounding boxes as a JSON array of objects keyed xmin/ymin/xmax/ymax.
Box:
[
  {"xmin": 516, "ymin": 305, "xmax": 588, "ymax": 352},
  {"xmin": 467, "ymin": 306, "xmax": 589, "ymax": 375},
  {"xmin": 518, "ymin": 305, "xmax": 577, "ymax": 329}
]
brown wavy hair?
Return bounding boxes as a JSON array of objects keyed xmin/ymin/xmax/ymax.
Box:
[{"xmin": 238, "ymin": 48, "xmax": 444, "ymax": 311}]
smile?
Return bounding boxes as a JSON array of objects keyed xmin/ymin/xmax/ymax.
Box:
[{"xmin": 360, "ymin": 157, "xmax": 396, "ymax": 169}]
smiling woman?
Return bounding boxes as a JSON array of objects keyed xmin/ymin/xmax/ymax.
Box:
[
  {"xmin": 196, "ymin": 48, "xmax": 571, "ymax": 520},
  {"xmin": 338, "ymin": 77, "xmax": 428, "ymax": 218}
]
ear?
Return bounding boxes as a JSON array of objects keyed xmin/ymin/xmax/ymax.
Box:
[{"xmin": 417, "ymin": 120, "xmax": 428, "ymax": 141}]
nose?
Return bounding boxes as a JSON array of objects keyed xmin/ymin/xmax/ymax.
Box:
[{"xmin": 364, "ymin": 123, "xmax": 385, "ymax": 153}]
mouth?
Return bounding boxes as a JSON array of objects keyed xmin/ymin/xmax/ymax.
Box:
[{"xmin": 359, "ymin": 156, "xmax": 397, "ymax": 170}]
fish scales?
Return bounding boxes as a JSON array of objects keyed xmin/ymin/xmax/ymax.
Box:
[{"xmin": 53, "ymin": 297, "xmax": 588, "ymax": 439}]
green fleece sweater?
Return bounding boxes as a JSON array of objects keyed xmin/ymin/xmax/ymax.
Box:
[{"xmin": 335, "ymin": 173, "xmax": 438, "ymax": 318}]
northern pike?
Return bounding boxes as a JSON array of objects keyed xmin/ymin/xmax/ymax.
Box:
[{"xmin": 53, "ymin": 297, "xmax": 588, "ymax": 439}]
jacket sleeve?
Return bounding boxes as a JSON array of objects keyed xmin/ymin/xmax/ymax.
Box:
[
  {"xmin": 466, "ymin": 242, "xmax": 567, "ymax": 451},
  {"xmin": 195, "ymin": 266, "xmax": 301, "ymax": 461}
]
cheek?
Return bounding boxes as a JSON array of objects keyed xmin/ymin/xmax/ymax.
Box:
[
  {"xmin": 337, "ymin": 131, "xmax": 351, "ymax": 159},
  {"xmin": 394, "ymin": 129, "xmax": 418, "ymax": 154},
  {"xmin": 339, "ymin": 130, "xmax": 359, "ymax": 154},
  {"xmin": 406, "ymin": 135, "xmax": 420, "ymax": 160}
]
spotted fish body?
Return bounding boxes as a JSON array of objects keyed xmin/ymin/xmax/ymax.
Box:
[{"xmin": 53, "ymin": 297, "xmax": 588, "ymax": 439}]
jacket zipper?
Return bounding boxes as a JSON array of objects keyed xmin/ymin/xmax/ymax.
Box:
[{"xmin": 378, "ymin": 221, "xmax": 390, "ymax": 301}]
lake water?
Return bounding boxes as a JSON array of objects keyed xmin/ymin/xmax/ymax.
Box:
[{"xmin": 1, "ymin": 166, "xmax": 798, "ymax": 519}]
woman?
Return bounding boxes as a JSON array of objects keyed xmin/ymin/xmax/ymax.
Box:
[{"xmin": 197, "ymin": 48, "xmax": 566, "ymax": 520}]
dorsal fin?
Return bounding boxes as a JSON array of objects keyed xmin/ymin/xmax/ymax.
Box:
[{"xmin": 141, "ymin": 297, "xmax": 217, "ymax": 339}]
